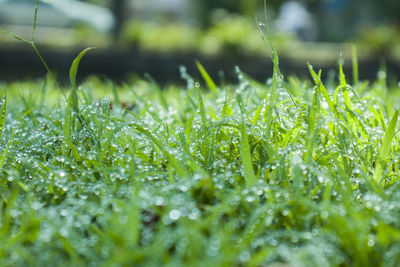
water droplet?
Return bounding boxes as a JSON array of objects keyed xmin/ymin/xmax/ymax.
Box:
[
  {"xmin": 188, "ymin": 208, "xmax": 200, "ymax": 220},
  {"xmin": 195, "ymin": 82, "xmax": 200, "ymax": 88},
  {"xmin": 321, "ymin": 211, "xmax": 329, "ymax": 219},
  {"xmin": 169, "ymin": 209, "xmax": 181, "ymax": 221},
  {"xmin": 60, "ymin": 209, "xmax": 68, "ymax": 217},
  {"xmin": 155, "ymin": 196, "xmax": 164, "ymax": 206},
  {"xmin": 291, "ymin": 236, "xmax": 299, "ymax": 243},
  {"xmin": 258, "ymin": 22, "xmax": 265, "ymax": 27},
  {"xmin": 178, "ymin": 185, "xmax": 188, "ymax": 192},
  {"xmin": 245, "ymin": 196, "xmax": 255, "ymax": 203},
  {"xmin": 268, "ymin": 237, "xmax": 278, "ymax": 246},
  {"xmin": 239, "ymin": 251, "xmax": 251, "ymax": 262},
  {"xmin": 282, "ymin": 210, "xmax": 289, "ymax": 216},
  {"xmin": 321, "ymin": 101, "xmax": 329, "ymax": 110},
  {"xmin": 368, "ymin": 239, "xmax": 375, "ymax": 247}
]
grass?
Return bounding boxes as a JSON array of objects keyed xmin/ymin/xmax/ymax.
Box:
[
  {"xmin": 0, "ymin": 54, "xmax": 400, "ymax": 266},
  {"xmin": 2, "ymin": 2, "xmax": 400, "ymax": 266}
]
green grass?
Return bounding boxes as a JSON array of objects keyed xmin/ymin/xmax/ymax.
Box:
[
  {"xmin": 0, "ymin": 59, "xmax": 400, "ymax": 266},
  {"xmin": 2, "ymin": 2, "xmax": 400, "ymax": 266}
]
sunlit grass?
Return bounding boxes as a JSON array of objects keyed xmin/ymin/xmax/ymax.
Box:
[
  {"xmin": 1, "ymin": 57, "xmax": 400, "ymax": 265},
  {"xmin": 2, "ymin": 1, "xmax": 400, "ymax": 266}
]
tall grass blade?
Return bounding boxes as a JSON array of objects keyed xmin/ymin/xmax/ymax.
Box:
[
  {"xmin": 70, "ymin": 47, "xmax": 95, "ymax": 110},
  {"xmin": 240, "ymin": 117, "xmax": 257, "ymax": 187},
  {"xmin": 185, "ymin": 115, "xmax": 194, "ymax": 145},
  {"xmin": 1, "ymin": 0, "xmax": 63, "ymax": 97},
  {"xmin": 256, "ymin": 2, "xmax": 298, "ymax": 108},
  {"xmin": 197, "ymin": 87, "xmax": 208, "ymax": 128},
  {"xmin": 0, "ymin": 28, "xmax": 30, "ymax": 44},
  {"xmin": 339, "ymin": 61, "xmax": 347, "ymax": 89},
  {"xmin": 0, "ymin": 96, "xmax": 6, "ymax": 143},
  {"xmin": 374, "ymin": 110, "xmax": 398, "ymax": 184},
  {"xmin": 32, "ymin": 0, "xmax": 39, "ymax": 42},
  {"xmin": 196, "ymin": 60, "xmax": 218, "ymax": 94},
  {"xmin": 263, "ymin": 52, "xmax": 279, "ymax": 134},
  {"xmin": 0, "ymin": 131, "xmax": 15, "ymax": 174},
  {"xmin": 63, "ymin": 104, "xmax": 73, "ymax": 153},
  {"xmin": 352, "ymin": 45, "xmax": 359, "ymax": 85},
  {"xmin": 308, "ymin": 63, "xmax": 335, "ymax": 113},
  {"xmin": 63, "ymin": 138, "xmax": 82, "ymax": 163},
  {"xmin": 309, "ymin": 85, "xmax": 318, "ymax": 133},
  {"xmin": 252, "ymin": 100, "xmax": 264, "ymax": 125},
  {"xmin": 339, "ymin": 60, "xmax": 354, "ymax": 110}
]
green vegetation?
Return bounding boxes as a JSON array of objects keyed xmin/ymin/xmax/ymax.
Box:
[
  {"xmin": 1, "ymin": 50, "xmax": 400, "ymax": 265},
  {"xmin": 120, "ymin": 13, "xmax": 293, "ymax": 56},
  {"xmin": 2, "ymin": 1, "xmax": 400, "ymax": 266},
  {"xmin": 121, "ymin": 15, "xmax": 400, "ymax": 59}
]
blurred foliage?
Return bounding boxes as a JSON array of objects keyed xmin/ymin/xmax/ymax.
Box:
[
  {"xmin": 194, "ymin": 0, "xmax": 322, "ymax": 26},
  {"xmin": 194, "ymin": 0, "xmax": 261, "ymax": 26},
  {"xmin": 200, "ymin": 12, "xmax": 265, "ymax": 55},
  {"xmin": 120, "ymin": 12, "xmax": 294, "ymax": 55},
  {"xmin": 357, "ymin": 26, "xmax": 400, "ymax": 55},
  {"xmin": 119, "ymin": 5, "xmax": 400, "ymax": 59},
  {"xmin": 120, "ymin": 22, "xmax": 199, "ymax": 52},
  {"xmin": 194, "ymin": 0, "xmax": 400, "ymax": 42}
]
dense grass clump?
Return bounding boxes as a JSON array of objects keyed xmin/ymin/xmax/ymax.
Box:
[{"xmin": 1, "ymin": 61, "xmax": 400, "ymax": 266}]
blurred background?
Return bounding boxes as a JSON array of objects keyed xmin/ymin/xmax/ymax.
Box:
[{"xmin": 0, "ymin": 0, "xmax": 399, "ymax": 83}]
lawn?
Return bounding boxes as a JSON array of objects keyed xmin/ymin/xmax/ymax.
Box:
[
  {"xmin": 2, "ymin": 2, "xmax": 400, "ymax": 266},
  {"xmin": 1, "ymin": 49, "xmax": 400, "ymax": 266}
]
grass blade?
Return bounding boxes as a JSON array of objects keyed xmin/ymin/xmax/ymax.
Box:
[
  {"xmin": 63, "ymin": 103, "xmax": 73, "ymax": 154},
  {"xmin": 339, "ymin": 61, "xmax": 347, "ymax": 89},
  {"xmin": 129, "ymin": 122, "xmax": 187, "ymax": 178},
  {"xmin": 374, "ymin": 110, "xmax": 398, "ymax": 184},
  {"xmin": 263, "ymin": 54, "xmax": 279, "ymax": 132},
  {"xmin": 63, "ymin": 138, "xmax": 82, "ymax": 163},
  {"xmin": 0, "ymin": 28, "xmax": 31, "ymax": 44},
  {"xmin": 252, "ymin": 100, "xmax": 264, "ymax": 125},
  {"xmin": 308, "ymin": 63, "xmax": 335, "ymax": 113},
  {"xmin": 240, "ymin": 117, "xmax": 257, "ymax": 187},
  {"xmin": 309, "ymin": 85, "xmax": 318, "ymax": 133},
  {"xmin": 196, "ymin": 60, "xmax": 218, "ymax": 94},
  {"xmin": 352, "ymin": 44, "xmax": 359, "ymax": 85},
  {"xmin": 32, "ymin": 0, "xmax": 39, "ymax": 42},
  {"xmin": 0, "ymin": 96, "xmax": 6, "ymax": 143},
  {"xmin": 70, "ymin": 47, "xmax": 95, "ymax": 110},
  {"xmin": 197, "ymin": 87, "xmax": 208, "ymax": 128}
]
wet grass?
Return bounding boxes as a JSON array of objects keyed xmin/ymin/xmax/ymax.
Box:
[
  {"xmin": 2, "ymin": 1, "xmax": 400, "ymax": 266},
  {"xmin": 0, "ymin": 57, "xmax": 400, "ymax": 266}
]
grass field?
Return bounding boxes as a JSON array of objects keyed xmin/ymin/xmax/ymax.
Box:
[
  {"xmin": 1, "ymin": 52, "xmax": 400, "ymax": 266},
  {"xmin": 2, "ymin": 2, "xmax": 400, "ymax": 266}
]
